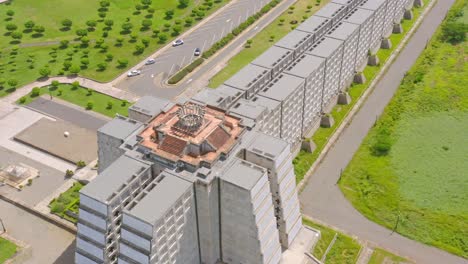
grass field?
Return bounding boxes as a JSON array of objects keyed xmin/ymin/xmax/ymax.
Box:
[
  {"xmin": 293, "ymin": 7, "xmax": 421, "ymax": 183},
  {"xmin": 0, "ymin": 0, "xmax": 227, "ymax": 95},
  {"xmin": 368, "ymin": 248, "xmax": 409, "ymax": 264},
  {"xmin": 208, "ymin": 0, "xmax": 329, "ymax": 88},
  {"xmin": 18, "ymin": 83, "xmax": 130, "ymax": 117},
  {"xmin": 49, "ymin": 182, "xmax": 84, "ymax": 224},
  {"xmin": 304, "ymin": 218, "xmax": 361, "ymax": 264},
  {"xmin": 0, "ymin": 237, "xmax": 17, "ymax": 263},
  {"xmin": 338, "ymin": 0, "xmax": 468, "ymax": 258}
]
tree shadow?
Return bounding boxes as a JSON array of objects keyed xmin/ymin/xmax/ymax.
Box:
[
  {"xmin": 32, "ymin": 33, "xmax": 44, "ymax": 38},
  {"xmin": 23, "ymin": 29, "xmax": 32, "ymax": 34},
  {"xmin": 59, "ymin": 27, "xmax": 70, "ymax": 32},
  {"xmin": 9, "ymin": 40, "xmax": 21, "ymax": 45}
]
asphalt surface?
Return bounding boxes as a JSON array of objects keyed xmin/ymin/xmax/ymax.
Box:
[
  {"xmin": 27, "ymin": 97, "xmax": 108, "ymax": 131},
  {"xmin": 116, "ymin": 0, "xmax": 296, "ymax": 99},
  {"xmin": 299, "ymin": 0, "xmax": 467, "ymax": 263}
]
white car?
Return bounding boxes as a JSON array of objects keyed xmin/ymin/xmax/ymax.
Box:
[
  {"xmin": 127, "ymin": 70, "xmax": 141, "ymax": 77},
  {"xmin": 194, "ymin": 48, "xmax": 201, "ymax": 56},
  {"xmin": 172, "ymin": 39, "xmax": 184, "ymax": 47},
  {"xmin": 145, "ymin": 59, "xmax": 156, "ymax": 65}
]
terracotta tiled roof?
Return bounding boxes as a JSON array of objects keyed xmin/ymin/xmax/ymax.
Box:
[
  {"xmin": 206, "ymin": 126, "xmax": 231, "ymax": 150},
  {"xmin": 159, "ymin": 135, "xmax": 186, "ymax": 156}
]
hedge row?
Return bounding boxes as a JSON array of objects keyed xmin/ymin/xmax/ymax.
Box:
[
  {"xmin": 168, "ymin": 0, "xmax": 282, "ymax": 84},
  {"xmin": 168, "ymin": 58, "xmax": 204, "ymax": 84},
  {"xmin": 202, "ymin": 0, "xmax": 282, "ymax": 58}
]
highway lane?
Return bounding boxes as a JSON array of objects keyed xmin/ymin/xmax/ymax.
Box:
[
  {"xmin": 116, "ymin": 0, "xmax": 271, "ymax": 98},
  {"xmin": 298, "ymin": 0, "xmax": 467, "ymax": 263}
]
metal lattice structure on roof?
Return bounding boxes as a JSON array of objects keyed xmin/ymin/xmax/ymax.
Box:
[{"xmin": 175, "ymin": 103, "xmax": 206, "ymax": 132}]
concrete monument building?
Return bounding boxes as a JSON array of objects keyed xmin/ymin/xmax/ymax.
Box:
[{"xmin": 76, "ymin": 0, "xmax": 420, "ymax": 262}]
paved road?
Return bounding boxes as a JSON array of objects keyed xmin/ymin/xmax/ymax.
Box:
[
  {"xmin": 116, "ymin": 0, "xmax": 295, "ymax": 99},
  {"xmin": 27, "ymin": 97, "xmax": 108, "ymax": 131},
  {"xmin": 299, "ymin": 0, "xmax": 467, "ymax": 264},
  {"xmin": 0, "ymin": 200, "xmax": 75, "ymax": 264}
]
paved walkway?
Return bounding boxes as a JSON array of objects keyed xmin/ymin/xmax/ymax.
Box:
[
  {"xmin": 299, "ymin": 0, "xmax": 466, "ymax": 264},
  {"xmin": 4, "ymin": 76, "xmax": 140, "ymax": 105}
]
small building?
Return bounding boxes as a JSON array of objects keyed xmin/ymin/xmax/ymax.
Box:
[
  {"xmin": 191, "ymin": 85, "xmax": 244, "ymax": 110},
  {"xmin": 258, "ymin": 73, "xmax": 305, "ymax": 145},
  {"xmin": 274, "ymin": 30, "xmax": 315, "ymax": 59},
  {"xmin": 326, "ymin": 21, "xmax": 361, "ymax": 89},
  {"xmin": 284, "ymin": 54, "xmax": 326, "ymax": 135},
  {"xmin": 128, "ymin": 96, "xmax": 172, "ymax": 123},
  {"xmin": 224, "ymin": 64, "xmax": 272, "ymax": 99},
  {"xmin": 314, "ymin": 2, "xmax": 348, "ymax": 26},
  {"xmin": 251, "ymin": 46, "xmax": 295, "ymax": 76},
  {"xmin": 295, "ymin": 15, "xmax": 332, "ymax": 42},
  {"xmin": 306, "ymin": 37, "xmax": 344, "ymax": 113},
  {"xmin": 343, "ymin": 7, "xmax": 375, "ymax": 70},
  {"xmin": 359, "ymin": 0, "xmax": 391, "ymax": 52}
]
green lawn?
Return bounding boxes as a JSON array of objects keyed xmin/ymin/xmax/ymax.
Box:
[
  {"xmin": 338, "ymin": 0, "xmax": 468, "ymax": 258},
  {"xmin": 368, "ymin": 248, "xmax": 409, "ymax": 264},
  {"xmin": 208, "ymin": 0, "xmax": 330, "ymax": 88},
  {"xmin": 293, "ymin": 7, "xmax": 422, "ymax": 183},
  {"xmin": 0, "ymin": 237, "xmax": 17, "ymax": 263},
  {"xmin": 0, "ymin": 0, "xmax": 228, "ymax": 95},
  {"xmin": 303, "ymin": 218, "xmax": 361, "ymax": 264},
  {"xmin": 18, "ymin": 83, "xmax": 130, "ymax": 117},
  {"xmin": 49, "ymin": 182, "xmax": 84, "ymax": 224}
]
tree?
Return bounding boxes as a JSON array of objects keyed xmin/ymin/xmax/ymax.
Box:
[
  {"xmin": 165, "ymin": 10, "xmax": 174, "ymax": 19},
  {"xmin": 246, "ymin": 39, "xmax": 253, "ymax": 48},
  {"xmin": 98, "ymin": 12, "xmax": 107, "ymax": 19},
  {"xmin": 65, "ymin": 169, "xmax": 74, "ymax": 177},
  {"xmin": 104, "ymin": 19, "xmax": 114, "ymax": 28},
  {"xmin": 7, "ymin": 79, "xmax": 18, "ymax": 88},
  {"xmin": 76, "ymin": 28, "xmax": 88, "ymax": 37},
  {"xmin": 80, "ymin": 58, "xmax": 90, "ymax": 66},
  {"xmin": 134, "ymin": 44, "xmax": 145, "ymax": 54},
  {"xmin": 172, "ymin": 25, "xmax": 182, "ymax": 35},
  {"xmin": 141, "ymin": 37, "xmax": 150, "ymax": 47},
  {"xmin": 0, "ymin": 78, "xmax": 5, "ymax": 88},
  {"xmin": 33, "ymin": 25, "xmax": 45, "ymax": 34},
  {"xmin": 63, "ymin": 60, "xmax": 72, "ymax": 70},
  {"xmin": 121, "ymin": 22, "xmax": 133, "ymax": 32},
  {"xmin": 141, "ymin": 0, "xmax": 152, "ymax": 6},
  {"xmin": 6, "ymin": 23, "xmax": 17, "ymax": 32},
  {"xmin": 185, "ymin": 18, "xmax": 193, "ymax": 26},
  {"xmin": 178, "ymin": 0, "xmax": 189, "ymax": 8},
  {"xmin": 39, "ymin": 67, "xmax": 51, "ymax": 77},
  {"xmin": 11, "ymin": 31, "xmax": 22, "ymax": 40},
  {"xmin": 100, "ymin": 0, "xmax": 110, "ymax": 8},
  {"xmin": 86, "ymin": 101, "xmax": 93, "ymax": 110},
  {"xmin": 24, "ymin": 20, "xmax": 35, "ymax": 30},
  {"xmin": 51, "ymin": 80, "xmax": 60, "ymax": 88},
  {"xmin": 106, "ymin": 101, "xmax": 113, "ymax": 109},
  {"xmin": 86, "ymin": 20, "xmax": 97, "ymax": 30},
  {"xmin": 69, "ymin": 65, "xmax": 80, "ymax": 75},
  {"xmin": 158, "ymin": 33, "xmax": 168, "ymax": 43},
  {"xmin": 97, "ymin": 62, "xmax": 108, "ymax": 71},
  {"xmin": 31, "ymin": 87, "xmax": 41, "ymax": 97},
  {"xmin": 71, "ymin": 81, "xmax": 80, "ymax": 89},
  {"xmin": 141, "ymin": 19, "xmax": 152, "ymax": 30},
  {"xmin": 105, "ymin": 53, "xmax": 114, "ymax": 61},
  {"xmin": 61, "ymin": 19, "xmax": 72, "ymax": 28},
  {"xmin": 60, "ymin": 40, "xmax": 69, "ymax": 48},
  {"xmin": 117, "ymin": 58, "xmax": 129, "ymax": 67},
  {"xmin": 116, "ymin": 37, "xmax": 124, "ymax": 46},
  {"xmin": 6, "ymin": 10, "xmax": 14, "ymax": 17},
  {"xmin": 81, "ymin": 36, "xmax": 90, "ymax": 46}
]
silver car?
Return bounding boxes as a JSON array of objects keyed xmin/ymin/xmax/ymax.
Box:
[{"xmin": 127, "ymin": 70, "xmax": 141, "ymax": 77}]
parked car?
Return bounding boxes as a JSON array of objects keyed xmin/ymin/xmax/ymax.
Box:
[
  {"xmin": 172, "ymin": 39, "xmax": 184, "ymax": 47},
  {"xmin": 145, "ymin": 59, "xmax": 156, "ymax": 65},
  {"xmin": 127, "ymin": 70, "xmax": 141, "ymax": 77},
  {"xmin": 194, "ymin": 48, "xmax": 201, "ymax": 56}
]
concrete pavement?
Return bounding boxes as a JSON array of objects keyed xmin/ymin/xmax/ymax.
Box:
[
  {"xmin": 0, "ymin": 200, "xmax": 75, "ymax": 264},
  {"xmin": 299, "ymin": 0, "xmax": 466, "ymax": 263},
  {"xmin": 115, "ymin": 0, "xmax": 290, "ymax": 99}
]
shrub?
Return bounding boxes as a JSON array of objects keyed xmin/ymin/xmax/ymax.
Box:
[
  {"xmin": 107, "ymin": 101, "xmax": 113, "ymax": 109},
  {"xmin": 19, "ymin": 96, "xmax": 27, "ymax": 104},
  {"xmin": 51, "ymin": 80, "xmax": 60, "ymax": 88},
  {"xmin": 27, "ymin": 179, "xmax": 33, "ymax": 186},
  {"xmin": 71, "ymin": 81, "xmax": 80, "ymax": 89},
  {"xmin": 31, "ymin": 87, "xmax": 41, "ymax": 97},
  {"xmin": 65, "ymin": 169, "xmax": 74, "ymax": 177},
  {"xmin": 117, "ymin": 58, "xmax": 129, "ymax": 68},
  {"xmin": 86, "ymin": 101, "xmax": 93, "ymax": 110},
  {"xmin": 440, "ymin": 22, "xmax": 467, "ymax": 44}
]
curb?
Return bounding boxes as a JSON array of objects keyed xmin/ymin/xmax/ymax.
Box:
[{"xmin": 297, "ymin": 0, "xmax": 437, "ymax": 192}]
